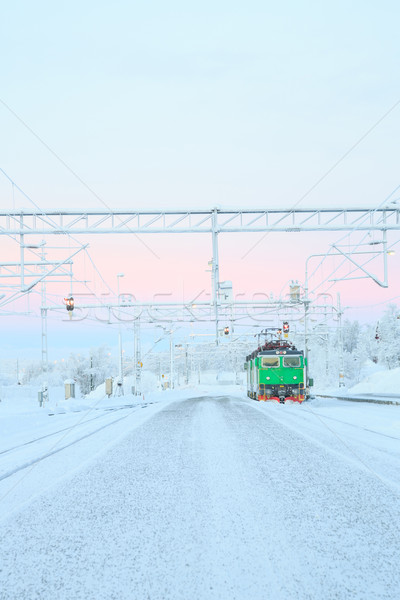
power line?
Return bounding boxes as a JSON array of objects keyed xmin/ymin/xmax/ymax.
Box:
[
  {"xmin": 307, "ymin": 183, "xmax": 400, "ymax": 297},
  {"xmin": 241, "ymin": 97, "xmax": 400, "ymax": 259},
  {"xmin": 0, "ymin": 97, "xmax": 160, "ymax": 259}
]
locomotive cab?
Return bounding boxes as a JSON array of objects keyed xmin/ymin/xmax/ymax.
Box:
[{"xmin": 245, "ymin": 335, "xmax": 306, "ymax": 404}]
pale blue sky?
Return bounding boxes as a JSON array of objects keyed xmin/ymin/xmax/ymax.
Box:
[
  {"xmin": 1, "ymin": 1, "xmax": 400, "ymax": 356},
  {"xmin": 1, "ymin": 0, "xmax": 399, "ymax": 211}
]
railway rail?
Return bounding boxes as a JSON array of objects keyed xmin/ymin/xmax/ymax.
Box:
[
  {"xmin": 304, "ymin": 404, "xmax": 400, "ymax": 442},
  {"xmin": 316, "ymin": 393, "xmax": 400, "ymax": 405},
  {"xmin": 0, "ymin": 403, "xmax": 138, "ymax": 458},
  {"xmin": 0, "ymin": 402, "xmax": 150, "ymax": 483}
]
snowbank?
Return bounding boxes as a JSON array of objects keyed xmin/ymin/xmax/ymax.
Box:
[{"xmin": 349, "ymin": 366, "xmax": 400, "ymax": 395}]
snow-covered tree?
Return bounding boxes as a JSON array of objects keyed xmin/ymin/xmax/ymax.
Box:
[
  {"xmin": 376, "ymin": 304, "xmax": 400, "ymax": 369},
  {"xmin": 21, "ymin": 361, "xmax": 43, "ymax": 385},
  {"xmin": 64, "ymin": 346, "xmax": 115, "ymax": 395},
  {"xmin": 342, "ymin": 319, "xmax": 361, "ymax": 353}
]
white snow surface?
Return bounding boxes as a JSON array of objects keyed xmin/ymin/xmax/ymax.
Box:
[
  {"xmin": 0, "ymin": 381, "xmax": 399, "ymax": 599},
  {"xmin": 348, "ymin": 365, "xmax": 400, "ymax": 395}
]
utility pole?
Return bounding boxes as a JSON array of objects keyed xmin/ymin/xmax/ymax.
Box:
[
  {"xmin": 184, "ymin": 342, "xmax": 189, "ymax": 385},
  {"xmin": 134, "ymin": 318, "xmax": 141, "ymax": 395},
  {"xmin": 40, "ymin": 244, "xmax": 49, "ymax": 404},
  {"xmin": 324, "ymin": 302, "xmax": 329, "ymax": 377},
  {"xmin": 337, "ymin": 292, "xmax": 345, "ymax": 387},
  {"xmin": 20, "ymin": 214, "xmax": 24, "ymax": 291},
  {"xmin": 212, "ymin": 208, "xmax": 220, "ymax": 345},
  {"xmin": 303, "ymin": 293, "xmax": 311, "ymax": 389},
  {"xmin": 169, "ymin": 330, "xmax": 174, "ymax": 389},
  {"xmin": 117, "ymin": 273, "xmax": 124, "ymax": 394}
]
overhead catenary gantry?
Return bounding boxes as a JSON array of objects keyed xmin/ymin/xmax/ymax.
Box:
[
  {"xmin": 2, "ymin": 205, "xmax": 397, "ymax": 288},
  {"xmin": 0, "ymin": 205, "xmax": 397, "ymax": 346},
  {"xmin": 1, "ymin": 206, "xmax": 400, "ymax": 235},
  {"xmin": 1, "ymin": 205, "xmax": 397, "ymax": 398}
]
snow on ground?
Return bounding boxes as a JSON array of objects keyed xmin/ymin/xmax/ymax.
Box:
[
  {"xmin": 315, "ymin": 361, "xmax": 400, "ymax": 402},
  {"xmin": 0, "ymin": 374, "xmax": 399, "ymax": 599},
  {"xmin": 0, "ymin": 381, "xmax": 244, "ymax": 520},
  {"xmin": 348, "ymin": 365, "xmax": 400, "ymax": 395}
]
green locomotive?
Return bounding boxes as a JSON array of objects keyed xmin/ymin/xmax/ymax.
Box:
[{"xmin": 245, "ymin": 326, "xmax": 309, "ymax": 403}]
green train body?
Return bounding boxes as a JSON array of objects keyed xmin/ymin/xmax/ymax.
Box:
[{"xmin": 245, "ymin": 339, "xmax": 307, "ymax": 403}]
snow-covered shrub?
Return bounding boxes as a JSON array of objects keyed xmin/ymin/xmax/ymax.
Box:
[{"xmin": 64, "ymin": 346, "xmax": 116, "ymax": 395}]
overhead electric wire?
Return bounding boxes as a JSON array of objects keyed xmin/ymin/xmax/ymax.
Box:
[
  {"xmin": 321, "ymin": 239, "xmax": 399, "ymax": 297},
  {"xmin": 2, "ymin": 96, "xmax": 399, "ymax": 327},
  {"xmin": 241, "ymin": 96, "xmax": 400, "ymax": 259},
  {"xmin": 0, "ymin": 169, "xmax": 124, "ymax": 320},
  {"xmin": 307, "ymin": 182, "xmax": 400, "ymax": 298},
  {"xmin": 0, "ymin": 97, "xmax": 160, "ymax": 259},
  {"xmin": 0, "ymin": 102, "xmax": 161, "ymax": 319}
]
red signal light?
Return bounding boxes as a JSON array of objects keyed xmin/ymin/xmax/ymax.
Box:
[{"xmin": 64, "ymin": 296, "xmax": 74, "ymax": 311}]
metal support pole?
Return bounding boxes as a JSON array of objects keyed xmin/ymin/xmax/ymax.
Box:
[
  {"xmin": 184, "ymin": 342, "xmax": 189, "ymax": 385},
  {"xmin": 212, "ymin": 208, "xmax": 220, "ymax": 345},
  {"xmin": 40, "ymin": 245, "xmax": 48, "ymax": 404},
  {"xmin": 382, "ymin": 229, "xmax": 388, "ymax": 287},
  {"xmin": 337, "ymin": 293, "xmax": 345, "ymax": 387},
  {"xmin": 134, "ymin": 318, "xmax": 141, "ymax": 395},
  {"xmin": 118, "ymin": 330, "xmax": 123, "ymax": 388},
  {"xmin": 133, "ymin": 323, "xmax": 137, "ymax": 393},
  {"xmin": 303, "ymin": 265, "xmax": 310, "ymax": 388},
  {"xmin": 20, "ymin": 215, "xmax": 24, "ymax": 291},
  {"xmin": 69, "ymin": 262, "xmax": 74, "ymax": 296},
  {"xmin": 169, "ymin": 330, "xmax": 174, "ymax": 389},
  {"xmin": 117, "ymin": 273, "xmax": 124, "ymax": 393},
  {"xmin": 324, "ymin": 302, "xmax": 329, "ymax": 377}
]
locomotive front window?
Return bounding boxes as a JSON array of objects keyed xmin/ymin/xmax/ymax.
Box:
[
  {"xmin": 261, "ymin": 357, "xmax": 280, "ymax": 367},
  {"xmin": 283, "ymin": 356, "xmax": 301, "ymax": 368}
]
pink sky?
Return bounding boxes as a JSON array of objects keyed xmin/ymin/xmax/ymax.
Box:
[
  {"xmin": 0, "ymin": 225, "xmax": 399, "ymax": 363},
  {"xmin": 2, "ymin": 229, "xmax": 399, "ymax": 322}
]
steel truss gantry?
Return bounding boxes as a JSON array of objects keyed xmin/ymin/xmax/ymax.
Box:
[
  {"xmin": 0, "ymin": 206, "xmax": 397, "ymax": 373},
  {"xmin": 1, "ymin": 206, "xmax": 400, "ymax": 235},
  {"xmin": 44, "ymin": 298, "xmax": 306, "ymax": 325}
]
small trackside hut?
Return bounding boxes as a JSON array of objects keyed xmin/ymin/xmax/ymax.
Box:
[{"xmin": 245, "ymin": 326, "xmax": 309, "ymax": 404}]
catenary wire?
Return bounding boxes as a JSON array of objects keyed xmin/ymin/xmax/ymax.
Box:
[
  {"xmin": 241, "ymin": 97, "xmax": 400, "ymax": 259},
  {"xmin": 0, "ymin": 97, "xmax": 160, "ymax": 259}
]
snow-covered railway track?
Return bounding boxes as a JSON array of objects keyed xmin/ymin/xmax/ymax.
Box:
[
  {"xmin": 0, "ymin": 405, "xmax": 140, "ymax": 483},
  {"xmin": 249, "ymin": 396, "xmax": 400, "ymax": 495},
  {"xmin": 0, "ymin": 403, "xmax": 139, "ymax": 458},
  {"xmin": 305, "ymin": 409, "xmax": 400, "ymax": 441},
  {"xmin": 2, "ymin": 394, "xmax": 399, "ymax": 600}
]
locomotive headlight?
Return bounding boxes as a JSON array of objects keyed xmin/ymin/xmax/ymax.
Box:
[
  {"xmin": 293, "ymin": 376, "xmax": 297, "ymax": 380},
  {"xmin": 266, "ymin": 376, "xmax": 270, "ymax": 380}
]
